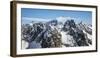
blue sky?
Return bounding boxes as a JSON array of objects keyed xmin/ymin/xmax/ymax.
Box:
[{"xmin": 21, "ymin": 8, "xmax": 92, "ymax": 24}]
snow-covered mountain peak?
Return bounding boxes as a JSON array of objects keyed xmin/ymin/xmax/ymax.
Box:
[{"xmin": 21, "ymin": 17, "xmax": 92, "ymax": 49}]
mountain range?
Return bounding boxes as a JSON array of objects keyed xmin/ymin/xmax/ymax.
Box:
[{"xmin": 21, "ymin": 17, "xmax": 92, "ymax": 49}]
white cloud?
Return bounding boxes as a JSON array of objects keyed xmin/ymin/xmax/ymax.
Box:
[
  {"xmin": 56, "ymin": 16, "xmax": 79, "ymax": 24},
  {"xmin": 22, "ymin": 17, "xmax": 51, "ymax": 22}
]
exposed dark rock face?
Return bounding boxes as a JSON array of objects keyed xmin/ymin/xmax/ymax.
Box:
[
  {"xmin": 41, "ymin": 28, "xmax": 62, "ymax": 48},
  {"xmin": 62, "ymin": 20, "xmax": 76, "ymax": 31},
  {"xmin": 47, "ymin": 20, "xmax": 58, "ymax": 26},
  {"xmin": 62, "ymin": 20, "xmax": 91, "ymax": 46}
]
